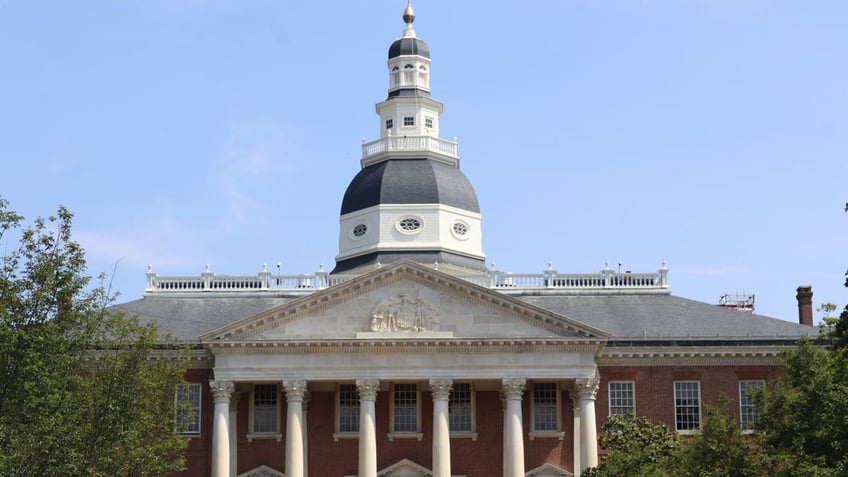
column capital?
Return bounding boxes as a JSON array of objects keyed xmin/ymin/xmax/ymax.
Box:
[
  {"xmin": 428, "ymin": 378, "xmax": 453, "ymax": 401},
  {"xmin": 501, "ymin": 378, "xmax": 526, "ymax": 400},
  {"xmin": 574, "ymin": 377, "xmax": 600, "ymax": 400},
  {"xmin": 210, "ymin": 380, "xmax": 235, "ymax": 403},
  {"xmin": 283, "ymin": 380, "xmax": 308, "ymax": 402},
  {"xmin": 356, "ymin": 379, "xmax": 381, "ymax": 401}
]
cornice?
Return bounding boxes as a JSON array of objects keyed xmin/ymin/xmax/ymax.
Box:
[
  {"xmin": 205, "ymin": 338, "xmax": 606, "ymax": 355},
  {"xmin": 598, "ymin": 346, "xmax": 784, "ymax": 366}
]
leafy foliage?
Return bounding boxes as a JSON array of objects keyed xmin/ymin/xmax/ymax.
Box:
[
  {"xmin": 0, "ymin": 198, "xmax": 189, "ymax": 476},
  {"xmin": 583, "ymin": 414, "xmax": 681, "ymax": 477},
  {"xmin": 674, "ymin": 398, "xmax": 766, "ymax": 477},
  {"xmin": 754, "ymin": 339, "xmax": 848, "ymax": 476}
]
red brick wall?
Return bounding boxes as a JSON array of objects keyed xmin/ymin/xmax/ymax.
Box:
[
  {"xmin": 173, "ymin": 364, "xmax": 784, "ymax": 476},
  {"xmin": 596, "ymin": 365, "xmax": 784, "ymax": 431}
]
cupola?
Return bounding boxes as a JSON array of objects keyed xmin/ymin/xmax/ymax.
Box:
[{"xmin": 332, "ymin": 3, "xmax": 486, "ymax": 275}]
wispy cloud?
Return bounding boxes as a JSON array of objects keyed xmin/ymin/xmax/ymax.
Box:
[
  {"xmin": 684, "ymin": 266, "xmax": 751, "ymax": 276},
  {"xmin": 215, "ymin": 119, "xmax": 292, "ymax": 230},
  {"xmin": 75, "ymin": 208, "xmax": 204, "ymax": 270}
]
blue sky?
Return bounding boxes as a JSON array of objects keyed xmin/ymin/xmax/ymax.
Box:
[{"xmin": 1, "ymin": 1, "xmax": 846, "ymax": 322}]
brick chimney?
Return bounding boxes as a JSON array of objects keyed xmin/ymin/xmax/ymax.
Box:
[{"xmin": 796, "ymin": 285, "xmax": 814, "ymax": 326}]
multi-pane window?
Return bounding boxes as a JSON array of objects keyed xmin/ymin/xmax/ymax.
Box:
[
  {"xmin": 403, "ymin": 116, "xmax": 415, "ymax": 127},
  {"xmin": 253, "ymin": 384, "xmax": 278, "ymax": 433},
  {"xmin": 338, "ymin": 384, "xmax": 360, "ymax": 433},
  {"xmin": 174, "ymin": 383, "xmax": 201, "ymax": 435},
  {"xmin": 739, "ymin": 380, "xmax": 764, "ymax": 430},
  {"xmin": 449, "ymin": 383, "xmax": 472, "ymax": 432},
  {"xmin": 532, "ymin": 383, "xmax": 559, "ymax": 432},
  {"xmin": 393, "ymin": 384, "xmax": 418, "ymax": 432},
  {"xmin": 608, "ymin": 381, "xmax": 635, "ymax": 416},
  {"xmin": 674, "ymin": 381, "xmax": 701, "ymax": 432},
  {"xmin": 385, "ymin": 119, "xmax": 393, "ymax": 130},
  {"xmin": 425, "ymin": 117, "xmax": 433, "ymax": 129}
]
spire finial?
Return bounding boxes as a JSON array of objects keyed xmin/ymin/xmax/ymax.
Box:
[{"xmin": 403, "ymin": 1, "xmax": 415, "ymax": 25}]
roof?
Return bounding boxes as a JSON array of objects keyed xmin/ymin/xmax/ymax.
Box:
[
  {"xmin": 113, "ymin": 286, "xmax": 816, "ymax": 344},
  {"xmin": 340, "ymin": 158, "xmax": 480, "ymax": 215},
  {"xmin": 519, "ymin": 293, "xmax": 817, "ymax": 343},
  {"xmin": 388, "ymin": 36, "xmax": 430, "ymax": 59},
  {"xmin": 113, "ymin": 295, "xmax": 292, "ymax": 341}
]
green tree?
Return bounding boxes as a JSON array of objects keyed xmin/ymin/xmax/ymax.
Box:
[
  {"xmin": 583, "ymin": 414, "xmax": 681, "ymax": 477},
  {"xmin": 0, "ymin": 198, "xmax": 189, "ymax": 476},
  {"xmin": 674, "ymin": 398, "xmax": 766, "ymax": 477},
  {"xmin": 754, "ymin": 338, "xmax": 848, "ymax": 476}
]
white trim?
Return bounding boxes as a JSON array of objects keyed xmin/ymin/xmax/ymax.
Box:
[
  {"xmin": 738, "ymin": 379, "xmax": 764, "ymax": 430},
  {"xmin": 248, "ymin": 383, "xmax": 281, "ymax": 438},
  {"xmin": 396, "ymin": 215, "xmax": 424, "ymax": 235},
  {"xmin": 174, "ymin": 382, "xmax": 202, "ymax": 435},
  {"xmin": 448, "ymin": 382, "xmax": 475, "ymax": 434},
  {"xmin": 608, "ymin": 380, "xmax": 635, "ymax": 416},
  {"xmin": 531, "ymin": 381, "xmax": 562, "ymax": 433},
  {"xmin": 525, "ymin": 463, "xmax": 574, "ymax": 476},
  {"xmin": 390, "ymin": 382, "xmax": 421, "ymax": 434},
  {"xmin": 673, "ymin": 380, "xmax": 701, "ymax": 433}
]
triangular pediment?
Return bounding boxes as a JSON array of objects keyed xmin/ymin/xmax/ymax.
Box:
[
  {"xmin": 200, "ymin": 260, "xmax": 608, "ymax": 343},
  {"xmin": 377, "ymin": 458, "xmax": 430, "ymax": 476},
  {"xmin": 526, "ymin": 463, "xmax": 573, "ymax": 477},
  {"xmin": 238, "ymin": 465, "xmax": 285, "ymax": 477}
]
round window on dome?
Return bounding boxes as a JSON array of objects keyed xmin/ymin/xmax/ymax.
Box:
[
  {"xmin": 451, "ymin": 220, "xmax": 469, "ymax": 240},
  {"xmin": 397, "ymin": 216, "xmax": 423, "ymax": 234},
  {"xmin": 351, "ymin": 223, "xmax": 368, "ymax": 240}
]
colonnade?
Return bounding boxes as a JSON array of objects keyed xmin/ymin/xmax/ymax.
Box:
[{"xmin": 208, "ymin": 377, "xmax": 599, "ymax": 477}]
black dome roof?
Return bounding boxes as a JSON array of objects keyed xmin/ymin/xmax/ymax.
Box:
[
  {"xmin": 341, "ymin": 159, "xmax": 480, "ymax": 215},
  {"xmin": 388, "ymin": 37, "xmax": 430, "ymax": 59}
]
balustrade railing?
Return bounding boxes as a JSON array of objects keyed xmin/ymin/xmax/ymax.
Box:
[
  {"xmin": 146, "ymin": 263, "xmax": 669, "ymax": 294},
  {"xmin": 361, "ymin": 135, "xmax": 458, "ymax": 159}
]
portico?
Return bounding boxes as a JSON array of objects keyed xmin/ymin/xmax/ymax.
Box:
[{"xmin": 201, "ymin": 260, "xmax": 606, "ymax": 477}]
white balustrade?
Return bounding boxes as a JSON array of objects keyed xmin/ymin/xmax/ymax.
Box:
[
  {"xmin": 147, "ymin": 265, "xmax": 669, "ymax": 294},
  {"xmin": 361, "ymin": 135, "xmax": 458, "ymax": 159}
]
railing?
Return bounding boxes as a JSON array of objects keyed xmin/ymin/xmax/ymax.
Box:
[
  {"xmin": 145, "ymin": 262, "xmax": 669, "ymax": 294},
  {"xmin": 361, "ymin": 135, "xmax": 458, "ymax": 160}
]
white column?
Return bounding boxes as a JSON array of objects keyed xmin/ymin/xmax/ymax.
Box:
[
  {"xmin": 229, "ymin": 389, "xmax": 241, "ymax": 477},
  {"xmin": 501, "ymin": 378, "xmax": 526, "ymax": 477},
  {"xmin": 210, "ymin": 380, "xmax": 234, "ymax": 477},
  {"xmin": 283, "ymin": 380, "xmax": 308, "ymax": 477},
  {"xmin": 302, "ymin": 391, "xmax": 310, "ymax": 477},
  {"xmin": 500, "ymin": 389, "xmax": 509, "ymax": 477},
  {"xmin": 570, "ymin": 389, "xmax": 581, "ymax": 477},
  {"xmin": 357, "ymin": 379, "xmax": 381, "ymax": 477},
  {"xmin": 576, "ymin": 377, "xmax": 600, "ymax": 471},
  {"xmin": 429, "ymin": 379, "xmax": 453, "ymax": 477}
]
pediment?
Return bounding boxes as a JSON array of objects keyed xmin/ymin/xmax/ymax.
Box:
[
  {"xmin": 526, "ymin": 463, "xmax": 573, "ymax": 477},
  {"xmin": 378, "ymin": 458, "xmax": 430, "ymax": 476},
  {"xmin": 238, "ymin": 465, "xmax": 285, "ymax": 477},
  {"xmin": 200, "ymin": 260, "xmax": 608, "ymax": 343}
]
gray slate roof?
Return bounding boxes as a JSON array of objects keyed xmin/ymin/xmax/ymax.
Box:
[
  {"xmin": 113, "ymin": 290, "xmax": 817, "ymax": 344},
  {"xmin": 340, "ymin": 159, "xmax": 480, "ymax": 215},
  {"xmin": 114, "ymin": 295, "xmax": 292, "ymax": 341},
  {"xmin": 519, "ymin": 294, "xmax": 817, "ymax": 342}
]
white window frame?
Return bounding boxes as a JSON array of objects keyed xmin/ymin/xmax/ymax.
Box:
[
  {"xmin": 448, "ymin": 382, "xmax": 477, "ymax": 439},
  {"xmin": 608, "ymin": 381, "xmax": 635, "ymax": 417},
  {"xmin": 247, "ymin": 383, "xmax": 282, "ymax": 442},
  {"xmin": 674, "ymin": 381, "xmax": 701, "ymax": 433},
  {"xmin": 403, "ymin": 115, "xmax": 415, "ymax": 127},
  {"xmin": 530, "ymin": 382, "xmax": 564, "ymax": 440},
  {"xmin": 332, "ymin": 383, "xmax": 360, "ymax": 441},
  {"xmin": 738, "ymin": 380, "xmax": 764, "ymax": 431},
  {"xmin": 388, "ymin": 383, "xmax": 422, "ymax": 441},
  {"xmin": 174, "ymin": 383, "xmax": 202, "ymax": 435}
]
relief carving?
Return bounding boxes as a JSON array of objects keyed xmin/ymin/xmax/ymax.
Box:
[{"xmin": 370, "ymin": 291, "xmax": 440, "ymax": 332}]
